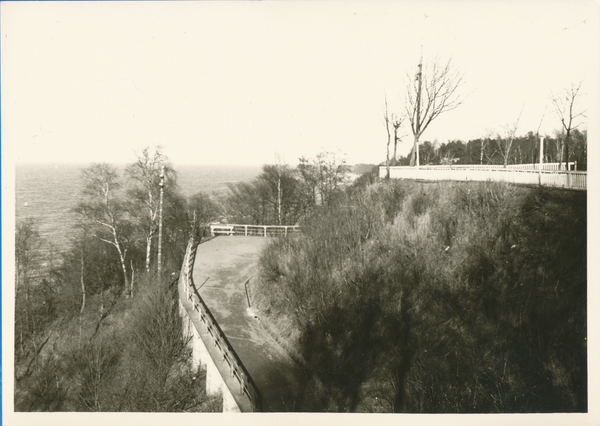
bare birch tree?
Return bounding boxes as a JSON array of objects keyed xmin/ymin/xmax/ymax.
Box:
[
  {"xmin": 75, "ymin": 163, "xmax": 130, "ymax": 297},
  {"xmin": 126, "ymin": 146, "xmax": 176, "ymax": 273},
  {"xmin": 551, "ymin": 81, "xmax": 586, "ymax": 170},
  {"xmin": 260, "ymin": 163, "xmax": 291, "ymax": 225},
  {"xmin": 405, "ymin": 56, "xmax": 464, "ymax": 167}
]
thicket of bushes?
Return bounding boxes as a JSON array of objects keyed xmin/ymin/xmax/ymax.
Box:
[
  {"xmin": 14, "ymin": 274, "xmax": 222, "ymax": 412},
  {"xmin": 254, "ymin": 179, "xmax": 587, "ymax": 412}
]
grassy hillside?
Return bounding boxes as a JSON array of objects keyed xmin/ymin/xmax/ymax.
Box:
[{"xmin": 252, "ymin": 179, "xmax": 587, "ymax": 412}]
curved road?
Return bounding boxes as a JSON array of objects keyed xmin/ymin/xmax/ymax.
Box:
[{"xmin": 193, "ymin": 236, "xmax": 324, "ymax": 412}]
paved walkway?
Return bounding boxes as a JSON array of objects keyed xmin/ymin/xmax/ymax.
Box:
[{"xmin": 193, "ymin": 236, "xmax": 323, "ymax": 412}]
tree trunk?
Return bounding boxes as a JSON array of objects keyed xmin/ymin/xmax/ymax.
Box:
[
  {"xmin": 413, "ymin": 62, "xmax": 423, "ymax": 168},
  {"xmin": 80, "ymin": 246, "xmax": 86, "ymax": 315},
  {"xmin": 564, "ymin": 129, "xmax": 571, "ymax": 170},
  {"xmin": 384, "ymin": 97, "xmax": 391, "ymax": 179},
  {"xmin": 503, "ymin": 138, "xmax": 512, "ymax": 168},
  {"xmin": 410, "ymin": 134, "xmax": 420, "ymax": 167},
  {"xmin": 480, "ymin": 140, "xmax": 484, "ymax": 164},
  {"xmin": 277, "ymin": 177, "xmax": 282, "ymax": 225},
  {"xmin": 130, "ymin": 260, "xmax": 135, "ymax": 299},
  {"xmin": 145, "ymin": 235, "xmax": 152, "ymax": 273},
  {"xmin": 386, "ymin": 134, "xmax": 391, "ymax": 178},
  {"xmin": 111, "ymin": 229, "xmax": 129, "ymax": 295}
]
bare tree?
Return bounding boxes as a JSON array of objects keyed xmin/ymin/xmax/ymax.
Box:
[
  {"xmin": 298, "ymin": 156, "xmax": 320, "ymax": 206},
  {"xmin": 480, "ymin": 130, "xmax": 495, "ymax": 165},
  {"xmin": 383, "ymin": 92, "xmax": 405, "ymax": 176},
  {"xmin": 314, "ymin": 151, "xmax": 349, "ymax": 206},
  {"xmin": 126, "ymin": 146, "xmax": 176, "ymax": 274},
  {"xmin": 551, "ymin": 81, "xmax": 586, "ymax": 170},
  {"xmin": 392, "ymin": 114, "xmax": 404, "ymax": 165},
  {"xmin": 297, "ymin": 151, "xmax": 348, "ymax": 206},
  {"xmin": 187, "ymin": 192, "xmax": 221, "ymax": 235},
  {"xmin": 384, "ymin": 95, "xmax": 392, "ymax": 179},
  {"xmin": 260, "ymin": 162, "xmax": 294, "ymax": 225},
  {"xmin": 405, "ymin": 55, "xmax": 464, "ymax": 167},
  {"xmin": 497, "ymin": 105, "xmax": 524, "ymax": 167},
  {"xmin": 75, "ymin": 163, "xmax": 130, "ymax": 297},
  {"xmin": 15, "ymin": 218, "xmax": 43, "ymax": 353}
]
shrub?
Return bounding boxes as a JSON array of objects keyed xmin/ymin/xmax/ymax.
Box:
[
  {"xmin": 255, "ymin": 179, "xmax": 587, "ymax": 413},
  {"xmin": 71, "ymin": 336, "xmax": 121, "ymax": 411},
  {"xmin": 18, "ymin": 354, "xmax": 70, "ymax": 411}
]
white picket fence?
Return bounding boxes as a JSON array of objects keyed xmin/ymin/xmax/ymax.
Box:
[{"xmin": 380, "ymin": 163, "xmax": 586, "ymax": 190}]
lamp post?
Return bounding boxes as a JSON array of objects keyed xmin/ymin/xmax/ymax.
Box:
[
  {"xmin": 539, "ymin": 137, "xmax": 544, "ymax": 169},
  {"xmin": 157, "ymin": 165, "xmax": 164, "ymax": 280}
]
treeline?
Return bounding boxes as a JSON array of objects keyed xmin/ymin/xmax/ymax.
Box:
[
  {"xmin": 394, "ymin": 128, "xmax": 587, "ymax": 170},
  {"xmin": 254, "ymin": 177, "xmax": 587, "ymax": 412},
  {"xmin": 224, "ymin": 151, "xmax": 349, "ymax": 225}
]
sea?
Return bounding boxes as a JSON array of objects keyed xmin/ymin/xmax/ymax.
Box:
[{"xmin": 14, "ymin": 163, "xmax": 261, "ymax": 259}]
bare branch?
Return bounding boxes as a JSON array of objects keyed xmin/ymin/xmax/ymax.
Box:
[
  {"xmin": 497, "ymin": 104, "xmax": 524, "ymax": 167},
  {"xmin": 384, "ymin": 94, "xmax": 392, "ymax": 178},
  {"xmin": 404, "ymin": 56, "xmax": 464, "ymax": 167},
  {"xmin": 550, "ymin": 79, "xmax": 586, "ymax": 167}
]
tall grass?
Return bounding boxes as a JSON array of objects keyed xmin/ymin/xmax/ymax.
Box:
[{"xmin": 254, "ymin": 179, "xmax": 586, "ymax": 412}]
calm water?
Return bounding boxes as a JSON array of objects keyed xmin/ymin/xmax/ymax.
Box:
[{"xmin": 15, "ymin": 163, "xmax": 261, "ymax": 257}]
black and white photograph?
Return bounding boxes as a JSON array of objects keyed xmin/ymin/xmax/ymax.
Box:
[{"xmin": 2, "ymin": 1, "xmax": 598, "ymax": 424}]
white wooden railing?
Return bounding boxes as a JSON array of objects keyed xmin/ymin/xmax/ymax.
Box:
[
  {"xmin": 210, "ymin": 224, "xmax": 301, "ymax": 237},
  {"xmin": 432, "ymin": 162, "xmax": 577, "ymax": 171},
  {"xmin": 380, "ymin": 164, "xmax": 586, "ymax": 190}
]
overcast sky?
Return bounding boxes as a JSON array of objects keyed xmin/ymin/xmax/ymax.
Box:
[{"xmin": 2, "ymin": 1, "xmax": 598, "ymax": 167}]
